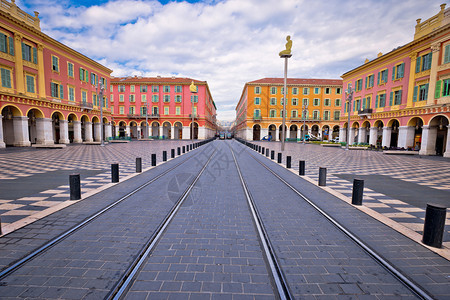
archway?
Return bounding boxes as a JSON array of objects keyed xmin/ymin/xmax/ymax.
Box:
[
  {"xmin": 389, "ymin": 119, "xmax": 400, "ymax": 148},
  {"xmin": 163, "ymin": 122, "xmax": 172, "ymax": 139},
  {"xmin": 52, "ymin": 112, "xmax": 64, "ymax": 144},
  {"xmin": 253, "ymin": 124, "xmax": 261, "ymax": 141},
  {"xmin": 278, "ymin": 125, "xmax": 287, "ymax": 141},
  {"xmin": 80, "ymin": 115, "xmax": 89, "ymax": 141},
  {"xmin": 119, "ymin": 121, "xmax": 126, "ymax": 138},
  {"xmin": 300, "ymin": 124, "xmax": 309, "ymax": 141},
  {"xmin": 361, "ymin": 121, "xmax": 371, "ymax": 144},
  {"xmin": 289, "ymin": 124, "xmax": 298, "ymax": 139},
  {"xmin": 190, "ymin": 122, "xmax": 198, "ymax": 139},
  {"xmin": 351, "ymin": 122, "xmax": 359, "ymax": 144},
  {"xmin": 332, "ymin": 125, "xmax": 340, "ymax": 140},
  {"xmin": 311, "ymin": 125, "xmax": 319, "ymax": 140},
  {"xmin": 67, "ymin": 114, "xmax": 77, "ymax": 143},
  {"xmin": 407, "ymin": 117, "xmax": 423, "ymax": 150},
  {"xmin": 27, "ymin": 108, "xmax": 43, "ymax": 144},
  {"xmin": 321, "ymin": 125, "xmax": 330, "ymax": 141},
  {"xmin": 374, "ymin": 120, "xmax": 384, "ymax": 147},
  {"xmin": 430, "ymin": 115, "xmax": 449, "ymax": 156},
  {"xmin": 139, "ymin": 121, "xmax": 148, "ymax": 139},
  {"xmin": 268, "ymin": 124, "xmax": 276, "ymax": 141},
  {"xmin": 2, "ymin": 105, "xmax": 25, "ymax": 146},
  {"xmin": 152, "ymin": 122, "xmax": 160, "ymax": 137},
  {"xmin": 174, "ymin": 122, "xmax": 183, "ymax": 139},
  {"xmin": 130, "ymin": 121, "xmax": 138, "ymax": 139}
]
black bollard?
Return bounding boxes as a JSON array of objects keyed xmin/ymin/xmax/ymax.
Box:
[
  {"xmin": 258, "ymin": 146, "xmax": 261, "ymax": 153},
  {"xmin": 352, "ymin": 179, "xmax": 364, "ymax": 205},
  {"xmin": 299, "ymin": 160, "xmax": 305, "ymax": 175},
  {"xmin": 183, "ymin": 146, "xmax": 185, "ymax": 153},
  {"xmin": 266, "ymin": 149, "xmax": 269, "ymax": 157},
  {"xmin": 262, "ymin": 147, "xmax": 265, "ymax": 155},
  {"xmin": 69, "ymin": 173, "xmax": 81, "ymax": 200},
  {"xmin": 136, "ymin": 157, "xmax": 142, "ymax": 173},
  {"xmin": 171, "ymin": 149, "xmax": 175, "ymax": 158},
  {"xmin": 277, "ymin": 153, "xmax": 282, "ymax": 164},
  {"xmin": 422, "ymin": 204, "xmax": 447, "ymax": 248},
  {"xmin": 163, "ymin": 151, "xmax": 167, "ymax": 162},
  {"xmin": 111, "ymin": 163, "xmax": 119, "ymax": 183},
  {"xmin": 318, "ymin": 167, "xmax": 327, "ymax": 186},
  {"xmin": 271, "ymin": 150, "xmax": 275, "ymax": 160},
  {"xmin": 151, "ymin": 154, "xmax": 156, "ymax": 166},
  {"xmin": 177, "ymin": 147, "xmax": 181, "ymax": 156},
  {"xmin": 286, "ymin": 156, "xmax": 291, "ymax": 168}
]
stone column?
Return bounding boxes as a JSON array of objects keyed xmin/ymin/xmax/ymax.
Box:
[
  {"xmin": 261, "ymin": 127, "xmax": 268, "ymax": 140},
  {"xmin": 358, "ymin": 127, "xmax": 367, "ymax": 144},
  {"xmin": 105, "ymin": 123, "xmax": 112, "ymax": 141},
  {"xmin": 419, "ymin": 125, "xmax": 437, "ymax": 155},
  {"xmin": 125, "ymin": 125, "xmax": 131, "ymax": 138},
  {"xmin": 158, "ymin": 126, "xmax": 163, "ymax": 138},
  {"xmin": 35, "ymin": 118, "xmax": 54, "ymax": 145},
  {"xmin": 443, "ymin": 125, "xmax": 450, "ymax": 158},
  {"xmin": 73, "ymin": 121, "xmax": 82, "ymax": 143},
  {"xmin": 13, "ymin": 33, "xmax": 25, "ymax": 94},
  {"xmin": 94, "ymin": 123, "xmax": 101, "ymax": 142},
  {"xmin": 182, "ymin": 126, "xmax": 190, "ymax": 139},
  {"xmin": 115, "ymin": 125, "xmax": 120, "ymax": 138},
  {"xmin": 0, "ymin": 115, "xmax": 5, "ymax": 148},
  {"xmin": 427, "ymin": 43, "xmax": 440, "ymax": 105},
  {"xmin": 13, "ymin": 116, "xmax": 31, "ymax": 146},
  {"xmin": 84, "ymin": 122, "xmax": 93, "ymax": 142},
  {"xmin": 398, "ymin": 126, "xmax": 415, "ymax": 149},
  {"xmin": 369, "ymin": 127, "xmax": 378, "ymax": 146},
  {"xmin": 339, "ymin": 127, "xmax": 347, "ymax": 143},
  {"xmin": 348, "ymin": 127, "xmax": 355, "ymax": 145},
  {"xmin": 170, "ymin": 126, "xmax": 175, "ymax": 139},
  {"xmin": 275, "ymin": 128, "xmax": 279, "ymax": 141},
  {"xmin": 59, "ymin": 120, "xmax": 70, "ymax": 144},
  {"xmin": 381, "ymin": 127, "xmax": 392, "ymax": 148},
  {"xmin": 37, "ymin": 44, "xmax": 46, "ymax": 98},
  {"xmin": 198, "ymin": 127, "xmax": 206, "ymax": 140}
]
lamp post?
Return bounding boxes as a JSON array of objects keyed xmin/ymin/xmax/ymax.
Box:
[
  {"xmin": 302, "ymin": 103, "xmax": 308, "ymax": 144},
  {"xmin": 97, "ymin": 81, "xmax": 105, "ymax": 147},
  {"xmin": 145, "ymin": 101, "xmax": 149, "ymax": 139},
  {"xmin": 279, "ymin": 35, "xmax": 292, "ymax": 151},
  {"xmin": 345, "ymin": 83, "xmax": 354, "ymax": 150}
]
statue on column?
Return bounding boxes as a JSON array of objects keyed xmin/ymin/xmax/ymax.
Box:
[{"xmin": 279, "ymin": 35, "xmax": 292, "ymax": 57}]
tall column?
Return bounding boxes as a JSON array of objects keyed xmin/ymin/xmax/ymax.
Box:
[
  {"xmin": 37, "ymin": 44, "xmax": 46, "ymax": 98},
  {"xmin": 13, "ymin": 116, "xmax": 30, "ymax": 146},
  {"xmin": 381, "ymin": 127, "xmax": 392, "ymax": 148},
  {"xmin": 275, "ymin": 128, "xmax": 279, "ymax": 141},
  {"xmin": 115, "ymin": 125, "xmax": 120, "ymax": 138},
  {"xmin": 369, "ymin": 127, "xmax": 378, "ymax": 146},
  {"xmin": 348, "ymin": 127, "xmax": 355, "ymax": 145},
  {"xmin": 35, "ymin": 118, "xmax": 53, "ymax": 145},
  {"xmin": 93, "ymin": 122, "xmax": 101, "ymax": 142},
  {"xmin": 443, "ymin": 125, "xmax": 450, "ymax": 158},
  {"xmin": 73, "ymin": 121, "xmax": 82, "ymax": 143},
  {"xmin": 182, "ymin": 126, "xmax": 190, "ymax": 139},
  {"xmin": 261, "ymin": 127, "xmax": 268, "ymax": 140},
  {"xmin": 170, "ymin": 126, "xmax": 175, "ymax": 139},
  {"xmin": 358, "ymin": 127, "xmax": 367, "ymax": 144},
  {"xmin": 339, "ymin": 127, "xmax": 347, "ymax": 143},
  {"xmin": 84, "ymin": 122, "xmax": 93, "ymax": 142},
  {"xmin": 13, "ymin": 33, "xmax": 25, "ymax": 94},
  {"xmin": 419, "ymin": 125, "xmax": 437, "ymax": 155},
  {"xmin": 427, "ymin": 43, "xmax": 440, "ymax": 105},
  {"xmin": 158, "ymin": 126, "xmax": 163, "ymax": 138},
  {"xmin": 125, "ymin": 125, "xmax": 131, "ymax": 138},
  {"xmin": 398, "ymin": 126, "xmax": 415, "ymax": 149},
  {"xmin": 105, "ymin": 123, "xmax": 112, "ymax": 141},
  {"xmin": 198, "ymin": 127, "xmax": 206, "ymax": 140},
  {"xmin": 0, "ymin": 115, "xmax": 5, "ymax": 148},
  {"xmin": 59, "ymin": 120, "xmax": 70, "ymax": 144}
]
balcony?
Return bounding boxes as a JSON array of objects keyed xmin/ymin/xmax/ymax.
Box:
[
  {"xmin": 358, "ymin": 108, "xmax": 373, "ymax": 116},
  {"xmin": 253, "ymin": 115, "xmax": 262, "ymax": 121},
  {"xmin": 79, "ymin": 101, "xmax": 93, "ymax": 110},
  {"xmin": 127, "ymin": 113, "xmax": 159, "ymax": 119}
]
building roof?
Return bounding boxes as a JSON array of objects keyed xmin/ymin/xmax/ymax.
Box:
[
  {"xmin": 247, "ymin": 78, "xmax": 342, "ymax": 86},
  {"xmin": 111, "ymin": 76, "xmax": 206, "ymax": 85}
]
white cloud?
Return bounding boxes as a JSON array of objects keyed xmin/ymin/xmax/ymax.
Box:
[{"xmin": 23, "ymin": 0, "xmax": 446, "ymax": 121}]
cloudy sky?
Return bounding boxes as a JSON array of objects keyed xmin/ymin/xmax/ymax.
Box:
[{"xmin": 17, "ymin": 0, "xmax": 445, "ymax": 121}]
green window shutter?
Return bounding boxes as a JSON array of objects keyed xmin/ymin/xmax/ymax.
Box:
[
  {"xmin": 377, "ymin": 72, "xmax": 380, "ymax": 85},
  {"xmin": 435, "ymin": 80, "xmax": 442, "ymax": 98},
  {"xmin": 424, "ymin": 83, "xmax": 429, "ymax": 100},
  {"xmin": 8, "ymin": 36, "xmax": 14, "ymax": 55},
  {"xmin": 389, "ymin": 92, "xmax": 393, "ymax": 106},
  {"xmin": 59, "ymin": 84, "xmax": 64, "ymax": 99},
  {"xmin": 1, "ymin": 69, "xmax": 6, "ymax": 87},
  {"xmin": 362, "ymin": 97, "xmax": 366, "ymax": 109},
  {"xmin": 384, "ymin": 69, "xmax": 388, "ymax": 83},
  {"xmin": 413, "ymin": 86, "xmax": 418, "ymax": 102},
  {"xmin": 415, "ymin": 57, "xmax": 421, "ymax": 73},
  {"xmin": 79, "ymin": 68, "xmax": 83, "ymax": 81},
  {"xmin": 375, "ymin": 95, "xmax": 379, "ymax": 108},
  {"xmin": 32, "ymin": 47, "xmax": 37, "ymax": 64},
  {"xmin": 400, "ymin": 63, "xmax": 404, "ymax": 78},
  {"xmin": 392, "ymin": 67, "xmax": 395, "ymax": 81},
  {"xmin": 0, "ymin": 33, "xmax": 6, "ymax": 53},
  {"xmin": 444, "ymin": 45, "xmax": 450, "ymax": 64},
  {"xmin": 21, "ymin": 42, "xmax": 26, "ymax": 60}
]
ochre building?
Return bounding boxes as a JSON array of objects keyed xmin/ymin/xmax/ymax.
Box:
[{"xmin": 235, "ymin": 78, "xmax": 343, "ymax": 141}]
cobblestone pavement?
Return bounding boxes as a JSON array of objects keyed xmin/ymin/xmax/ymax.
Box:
[
  {"xmin": 253, "ymin": 141, "xmax": 450, "ymax": 248},
  {"xmin": 0, "ymin": 140, "xmax": 193, "ymax": 233}
]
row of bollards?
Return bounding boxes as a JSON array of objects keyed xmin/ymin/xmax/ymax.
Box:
[{"xmin": 236, "ymin": 138, "xmax": 448, "ymax": 249}]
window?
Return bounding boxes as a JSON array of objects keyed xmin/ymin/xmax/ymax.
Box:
[
  {"xmin": 393, "ymin": 63, "xmax": 405, "ymax": 80},
  {"xmin": 152, "ymin": 85, "xmax": 158, "ymax": 92},
  {"xmin": 90, "ymin": 73, "xmax": 97, "ymax": 85},
  {"xmin": 111, "ymin": 105, "xmax": 114, "ymax": 114},
  {"xmin": 130, "ymin": 85, "xmax": 135, "ymax": 92},
  {"xmin": 119, "ymin": 106, "xmax": 124, "ymax": 115},
  {"xmin": 292, "ymin": 98, "xmax": 298, "ymax": 106},
  {"xmin": 313, "ymin": 98, "xmax": 320, "ymax": 106},
  {"xmin": 164, "ymin": 95, "xmax": 170, "ymax": 103},
  {"xmin": 292, "ymin": 87, "xmax": 298, "ymax": 95},
  {"xmin": 254, "ymin": 109, "xmax": 261, "ymax": 117},
  {"xmin": 269, "ymin": 109, "xmax": 276, "ymax": 117},
  {"xmin": 118, "ymin": 85, "xmax": 126, "ymax": 93},
  {"xmin": 79, "ymin": 68, "xmax": 88, "ymax": 82},
  {"xmin": 141, "ymin": 106, "xmax": 147, "ymax": 115},
  {"xmin": 255, "ymin": 86, "xmax": 261, "ymax": 94},
  {"xmin": 68, "ymin": 62, "xmax": 74, "ymax": 77},
  {"xmin": 152, "ymin": 95, "xmax": 159, "ymax": 102},
  {"xmin": 119, "ymin": 94, "xmax": 124, "ymax": 102},
  {"xmin": 354, "ymin": 99, "xmax": 360, "ymax": 111},
  {"xmin": 291, "ymin": 110, "xmax": 298, "ymax": 118},
  {"xmin": 254, "ymin": 97, "xmax": 261, "ymax": 105},
  {"xmin": 22, "ymin": 43, "xmax": 37, "ymax": 64},
  {"xmin": 176, "ymin": 107, "xmax": 181, "ymax": 115},
  {"xmin": 0, "ymin": 32, "xmax": 14, "ymax": 55},
  {"xmin": 281, "ymin": 87, "xmax": 286, "ymax": 95},
  {"xmin": 175, "ymin": 85, "xmax": 182, "ymax": 93},
  {"xmin": 152, "ymin": 107, "xmax": 159, "ymax": 115},
  {"xmin": 280, "ymin": 98, "xmax": 284, "ymax": 106},
  {"xmin": 175, "ymin": 95, "xmax": 182, "ymax": 103},
  {"xmin": 324, "ymin": 98, "xmax": 331, "ymax": 106},
  {"xmin": 110, "ymin": 95, "xmax": 114, "ymax": 102},
  {"xmin": 271, "ymin": 87, "xmax": 277, "ymax": 94},
  {"xmin": 355, "ymin": 79, "xmax": 363, "ymax": 91},
  {"xmin": 444, "ymin": 44, "xmax": 450, "ymax": 64},
  {"xmin": 68, "ymin": 86, "xmax": 75, "ymax": 101},
  {"xmin": 362, "ymin": 96, "xmax": 371, "ymax": 109},
  {"xmin": 334, "ymin": 111, "xmax": 340, "ymax": 121},
  {"xmin": 129, "ymin": 94, "xmax": 135, "ymax": 102},
  {"xmin": 164, "ymin": 107, "xmax": 169, "ymax": 115},
  {"xmin": 51, "ymin": 55, "xmax": 59, "ymax": 72},
  {"xmin": 25, "ymin": 75, "xmax": 35, "ymax": 93},
  {"xmin": 390, "ymin": 90, "xmax": 402, "ymax": 105},
  {"xmin": 312, "ymin": 110, "xmax": 320, "ymax": 119},
  {"xmin": 336, "ymin": 87, "xmax": 341, "ymax": 94},
  {"xmin": 191, "ymin": 95, "xmax": 198, "ymax": 103},
  {"xmin": 375, "ymin": 93, "xmax": 386, "ymax": 108},
  {"xmin": 280, "ymin": 110, "xmax": 285, "ymax": 117},
  {"xmin": 413, "ymin": 84, "xmax": 429, "ymax": 101},
  {"xmin": 314, "ymin": 87, "xmax": 320, "ymax": 94},
  {"xmin": 325, "ymin": 87, "xmax": 331, "ymax": 94},
  {"xmin": 335, "ymin": 98, "xmax": 341, "ymax": 106},
  {"xmin": 92, "ymin": 94, "xmax": 98, "ymax": 106},
  {"xmin": 141, "ymin": 85, "xmax": 148, "ymax": 92},
  {"xmin": 303, "ymin": 88, "xmax": 309, "ymax": 95},
  {"xmin": 142, "ymin": 94, "xmax": 147, "ymax": 102},
  {"xmin": 324, "ymin": 110, "xmax": 330, "ymax": 120},
  {"xmin": 164, "ymin": 85, "xmax": 170, "ymax": 93},
  {"xmin": 366, "ymin": 75, "xmax": 374, "ymax": 88},
  {"xmin": 50, "ymin": 82, "xmax": 63, "ymax": 99},
  {"xmin": 101, "ymin": 78, "xmax": 107, "ymax": 89},
  {"xmin": 378, "ymin": 69, "xmax": 388, "ymax": 85},
  {"xmin": 422, "ymin": 53, "xmax": 432, "ymax": 72},
  {"xmin": 82, "ymin": 90, "xmax": 87, "ymax": 103},
  {"xmin": 442, "ymin": 79, "xmax": 450, "ymax": 97},
  {"xmin": 302, "ymin": 98, "xmax": 308, "ymax": 106},
  {"xmin": 270, "ymin": 97, "xmax": 276, "ymax": 105},
  {"xmin": 110, "ymin": 85, "xmax": 113, "ymax": 92}
]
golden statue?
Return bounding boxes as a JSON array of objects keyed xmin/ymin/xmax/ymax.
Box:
[
  {"xmin": 190, "ymin": 81, "xmax": 197, "ymax": 93},
  {"xmin": 279, "ymin": 35, "xmax": 292, "ymax": 57}
]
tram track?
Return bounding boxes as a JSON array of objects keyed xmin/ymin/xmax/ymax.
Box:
[
  {"xmin": 0, "ymin": 141, "xmax": 215, "ymax": 282},
  {"xmin": 234, "ymin": 139, "xmax": 434, "ymax": 300}
]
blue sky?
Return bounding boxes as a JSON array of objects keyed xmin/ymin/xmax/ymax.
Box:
[{"xmin": 16, "ymin": 0, "xmax": 446, "ymax": 121}]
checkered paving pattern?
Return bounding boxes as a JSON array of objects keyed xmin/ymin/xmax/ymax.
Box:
[
  {"xmin": 253, "ymin": 141, "xmax": 450, "ymax": 247},
  {"xmin": 0, "ymin": 141, "xmax": 192, "ymax": 228}
]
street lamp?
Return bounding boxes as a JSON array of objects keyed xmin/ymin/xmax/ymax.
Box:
[
  {"xmin": 279, "ymin": 35, "xmax": 292, "ymax": 151},
  {"xmin": 302, "ymin": 103, "xmax": 308, "ymax": 144},
  {"xmin": 145, "ymin": 101, "xmax": 149, "ymax": 139},
  {"xmin": 97, "ymin": 80, "xmax": 105, "ymax": 147},
  {"xmin": 345, "ymin": 83, "xmax": 354, "ymax": 150}
]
